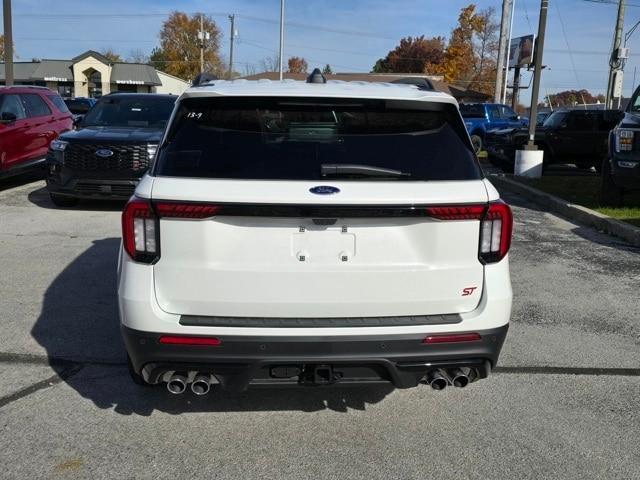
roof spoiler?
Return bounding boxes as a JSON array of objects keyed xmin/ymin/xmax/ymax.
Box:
[{"xmin": 192, "ymin": 72, "xmax": 218, "ymax": 87}]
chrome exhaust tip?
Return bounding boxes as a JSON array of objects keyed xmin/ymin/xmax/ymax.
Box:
[
  {"xmin": 166, "ymin": 373, "xmax": 188, "ymax": 395},
  {"xmin": 449, "ymin": 368, "xmax": 470, "ymax": 388},
  {"xmin": 190, "ymin": 374, "xmax": 212, "ymax": 396},
  {"xmin": 426, "ymin": 370, "xmax": 448, "ymax": 390}
]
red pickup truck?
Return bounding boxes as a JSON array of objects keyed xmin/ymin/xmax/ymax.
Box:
[{"xmin": 0, "ymin": 86, "xmax": 73, "ymax": 178}]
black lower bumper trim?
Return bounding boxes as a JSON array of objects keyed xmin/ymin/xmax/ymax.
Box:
[
  {"xmin": 180, "ymin": 313, "xmax": 462, "ymax": 328},
  {"xmin": 122, "ymin": 324, "xmax": 509, "ymax": 391}
]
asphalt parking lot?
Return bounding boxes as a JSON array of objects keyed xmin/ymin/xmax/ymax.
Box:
[{"xmin": 0, "ymin": 175, "xmax": 639, "ymax": 480}]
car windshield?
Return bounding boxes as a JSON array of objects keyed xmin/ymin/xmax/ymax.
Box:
[
  {"xmin": 82, "ymin": 95, "xmax": 175, "ymax": 128},
  {"xmin": 459, "ymin": 104, "xmax": 485, "ymax": 118},
  {"xmin": 154, "ymin": 96, "xmax": 481, "ymax": 181},
  {"xmin": 630, "ymin": 91, "xmax": 640, "ymax": 114},
  {"xmin": 542, "ymin": 111, "xmax": 568, "ymax": 128}
]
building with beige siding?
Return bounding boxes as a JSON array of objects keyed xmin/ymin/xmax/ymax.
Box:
[{"xmin": 0, "ymin": 50, "xmax": 190, "ymax": 97}]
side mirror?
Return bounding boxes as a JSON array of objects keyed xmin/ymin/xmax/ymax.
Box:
[{"xmin": 0, "ymin": 112, "xmax": 17, "ymax": 123}]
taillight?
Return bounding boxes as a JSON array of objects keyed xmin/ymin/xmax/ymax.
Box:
[
  {"xmin": 479, "ymin": 200, "xmax": 513, "ymax": 264},
  {"xmin": 425, "ymin": 201, "xmax": 513, "ymax": 264},
  {"xmin": 154, "ymin": 202, "xmax": 220, "ymax": 218},
  {"xmin": 122, "ymin": 196, "xmax": 159, "ymax": 263}
]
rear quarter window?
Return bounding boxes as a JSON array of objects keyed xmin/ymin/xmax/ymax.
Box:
[
  {"xmin": 47, "ymin": 95, "xmax": 70, "ymax": 114},
  {"xmin": 21, "ymin": 94, "xmax": 52, "ymax": 118},
  {"xmin": 155, "ymin": 97, "xmax": 481, "ymax": 182}
]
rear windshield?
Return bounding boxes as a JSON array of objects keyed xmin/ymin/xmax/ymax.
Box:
[
  {"xmin": 459, "ymin": 104, "xmax": 485, "ymax": 118},
  {"xmin": 154, "ymin": 97, "xmax": 480, "ymax": 181},
  {"xmin": 82, "ymin": 95, "xmax": 175, "ymax": 129},
  {"xmin": 64, "ymin": 99, "xmax": 92, "ymax": 114}
]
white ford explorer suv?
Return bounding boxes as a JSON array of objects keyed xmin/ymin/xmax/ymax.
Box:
[{"xmin": 118, "ymin": 70, "xmax": 513, "ymax": 395}]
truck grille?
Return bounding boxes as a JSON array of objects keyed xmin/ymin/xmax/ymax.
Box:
[{"xmin": 63, "ymin": 143, "xmax": 153, "ymax": 172}]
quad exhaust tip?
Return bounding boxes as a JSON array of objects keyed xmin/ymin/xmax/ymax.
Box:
[
  {"xmin": 166, "ymin": 373, "xmax": 188, "ymax": 395},
  {"xmin": 426, "ymin": 370, "xmax": 448, "ymax": 390},
  {"xmin": 191, "ymin": 374, "xmax": 212, "ymax": 396},
  {"xmin": 425, "ymin": 368, "xmax": 474, "ymax": 390}
]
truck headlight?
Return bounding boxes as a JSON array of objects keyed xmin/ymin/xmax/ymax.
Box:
[
  {"xmin": 50, "ymin": 139, "xmax": 69, "ymax": 152},
  {"xmin": 147, "ymin": 143, "xmax": 158, "ymax": 161},
  {"xmin": 615, "ymin": 129, "xmax": 634, "ymax": 152}
]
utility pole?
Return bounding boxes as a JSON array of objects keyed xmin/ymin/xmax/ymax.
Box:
[
  {"xmin": 605, "ymin": 0, "xmax": 625, "ymax": 109},
  {"xmin": 511, "ymin": 66, "xmax": 521, "ymax": 110},
  {"xmin": 3, "ymin": 0, "xmax": 14, "ymax": 86},
  {"xmin": 502, "ymin": 0, "xmax": 515, "ymax": 104},
  {"xmin": 228, "ymin": 14, "xmax": 235, "ymax": 79},
  {"xmin": 199, "ymin": 14, "xmax": 204, "ymax": 73},
  {"xmin": 278, "ymin": 0, "xmax": 285, "ymax": 81},
  {"xmin": 197, "ymin": 14, "xmax": 210, "ymax": 74},
  {"xmin": 494, "ymin": 0, "xmax": 513, "ymax": 103},
  {"xmin": 526, "ymin": 0, "xmax": 549, "ymax": 149}
]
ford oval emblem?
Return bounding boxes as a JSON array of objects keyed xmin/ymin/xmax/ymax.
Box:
[
  {"xmin": 95, "ymin": 149, "xmax": 114, "ymax": 158},
  {"xmin": 309, "ymin": 185, "xmax": 340, "ymax": 195}
]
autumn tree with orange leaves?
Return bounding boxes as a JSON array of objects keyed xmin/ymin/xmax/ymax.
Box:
[
  {"xmin": 372, "ymin": 36, "xmax": 445, "ymax": 74},
  {"xmin": 152, "ymin": 12, "xmax": 222, "ymax": 80},
  {"xmin": 287, "ymin": 56, "xmax": 309, "ymax": 74}
]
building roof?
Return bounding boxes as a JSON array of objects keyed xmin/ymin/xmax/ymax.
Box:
[
  {"xmin": 31, "ymin": 60, "xmax": 73, "ymax": 82},
  {"xmin": 110, "ymin": 63, "xmax": 161, "ymax": 86},
  {"xmin": 71, "ymin": 50, "xmax": 113, "ymax": 65},
  {"xmin": 182, "ymin": 78, "xmax": 456, "ymax": 104}
]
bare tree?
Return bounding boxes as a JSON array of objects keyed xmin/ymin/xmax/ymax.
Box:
[
  {"xmin": 128, "ymin": 49, "xmax": 149, "ymax": 64},
  {"xmin": 259, "ymin": 55, "xmax": 279, "ymax": 72},
  {"xmin": 100, "ymin": 48, "xmax": 122, "ymax": 62},
  {"xmin": 242, "ymin": 63, "xmax": 257, "ymax": 76}
]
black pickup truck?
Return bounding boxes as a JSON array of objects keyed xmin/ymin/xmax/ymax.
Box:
[
  {"xmin": 486, "ymin": 109, "xmax": 620, "ymax": 172},
  {"xmin": 601, "ymin": 87, "xmax": 640, "ymax": 205}
]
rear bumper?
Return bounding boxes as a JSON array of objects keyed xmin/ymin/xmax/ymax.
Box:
[{"xmin": 122, "ymin": 324, "xmax": 509, "ymax": 390}]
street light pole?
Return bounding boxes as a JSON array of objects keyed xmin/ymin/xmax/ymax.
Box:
[
  {"xmin": 200, "ymin": 14, "xmax": 204, "ymax": 73},
  {"xmin": 278, "ymin": 0, "xmax": 285, "ymax": 80},
  {"xmin": 526, "ymin": 0, "xmax": 549, "ymax": 149},
  {"xmin": 3, "ymin": 0, "xmax": 14, "ymax": 86}
]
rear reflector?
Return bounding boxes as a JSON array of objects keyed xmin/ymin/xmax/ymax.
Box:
[
  {"xmin": 422, "ymin": 333, "xmax": 481, "ymax": 344},
  {"xmin": 158, "ymin": 336, "xmax": 222, "ymax": 346}
]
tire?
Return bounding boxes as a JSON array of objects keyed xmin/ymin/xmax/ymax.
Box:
[
  {"xmin": 49, "ymin": 193, "xmax": 79, "ymax": 208},
  {"xmin": 599, "ymin": 157, "xmax": 624, "ymax": 206},
  {"xmin": 127, "ymin": 354, "xmax": 150, "ymax": 387},
  {"xmin": 470, "ymin": 134, "xmax": 483, "ymax": 154}
]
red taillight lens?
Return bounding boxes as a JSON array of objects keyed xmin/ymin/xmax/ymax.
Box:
[
  {"xmin": 154, "ymin": 202, "xmax": 220, "ymax": 219},
  {"xmin": 122, "ymin": 196, "xmax": 158, "ymax": 263},
  {"xmin": 422, "ymin": 333, "xmax": 481, "ymax": 344},
  {"xmin": 425, "ymin": 205, "xmax": 486, "ymax": 220},
  {"xmin": 479, "ymin": 200, "xmax": 513, "ymax": 264},
  {"xmin": 158, "ymin": 336, "xmax": 221, "ymax": 346}
]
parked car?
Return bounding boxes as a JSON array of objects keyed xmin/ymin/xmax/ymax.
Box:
[
  {"xmin": 0, "ymin": 86, "xmax": 73, "ymax": 178},
  {"xmin": 601, "ymin": 88, "xmax": 640, "ymax": 205},
  {"xmin": 536, "ymin": 111, "xmax": 551, "ymax": 126},
  {"xmin": 45, "ymin": 93, "xmax": 176, "ymax": 206},
  {"xmin": 460, "ymin": 103, "xmax": 529, "ymax": 153},
  {"xmin": 486, "ymin": 109, "xmax": 620, "ymax": 172},
  {"xmin": 63, "ymin": 97, "xmax": 97, "ymax": 123},
  {"xmin": 119, "ymin": 73, "xmax": 513, "ymax": 395}
]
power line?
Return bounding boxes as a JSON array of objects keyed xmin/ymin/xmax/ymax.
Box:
[{"xmin": 553, "ymin": 1, "xmax": 581, "ymax": 86}]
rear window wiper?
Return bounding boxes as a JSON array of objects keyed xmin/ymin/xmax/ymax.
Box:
[{"xmin": 321, "ymin": 163, "xmax": 411, "ymax": 178}]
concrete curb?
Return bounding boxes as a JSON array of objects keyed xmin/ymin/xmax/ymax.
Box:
[{"xmin": 488, "ymin": 174, "xmax": 640, "ymax": 248}]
